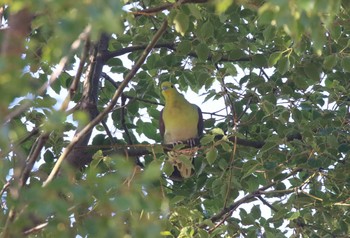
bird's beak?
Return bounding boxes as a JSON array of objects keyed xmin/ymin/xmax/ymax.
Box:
[{"xmin": 162, "ymin": 86, "xmax": 169, "ymax": 91}]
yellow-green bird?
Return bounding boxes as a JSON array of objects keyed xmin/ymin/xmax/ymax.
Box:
[{"xmin": 159, "ymin": 81, "xmax": 203, "ymax": 180}]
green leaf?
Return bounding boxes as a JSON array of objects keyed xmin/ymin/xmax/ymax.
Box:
[
  {"xmin": 92, "ymin": 134, "xmax": 106, "ymax": 145},
  {"xmin": 141, "ymin": 122, "xmax": 158, "ymax": 141},
  {"xmin": 341, "ymin": 56, "xmax": 350, "ymax": 72},
  {"xmin": 251, "ymin": 205, "xmax": 261, "ymax": 220},
  {"xmin": 242, "ymin": 160, "xmax": 260, "ymax": 179},
  {"xmin": 142, "ymin": 160, "xmax": 161, "ymax": 181},
  {"xmin": 304, "ymin": 62, "xmax": 321, "ymax": 81},
  {"xmin": 220, "ymin": 141, "xmax": 232, "ymax": 152},
  {"xmin": 286, "ymin": 211, "xmax": 300, "ymax": 220},
  {"xmin": 170, "ymin": 196, "xmax": 186, "ymax": 204},
  {"xmin": 268, "ymin": 51, "xmax": 282, "ymax": 67},
  {"xmin": 277, "ymin": 56, "xmax": 290, "ymax": 74},
  {"xmin": 160, "ymin": 231, "xmax": 172, "ymax": 236},
  {"xmin": 263, "ymin": 25, "xmax": 276, "ymax": 42},
  {"xmin": 173, "ymin": 11, "xmax": 189, "ymax": 36},
  {"xmin": 177, "ymin": 40, "xmax": 192, "ymax": 55},
  {"xmin": 163, "ymin": 161, "xmax": 175, "ymax": 176},
  {"xmin": 200, "ymin": 134, "xmax": 215, "ymax": 145},
  {"xmin": 323, "ymin": 54, "xmax": 337, "ymax": 70},
  {"xmin": 211, "ymin": 127, "xmax": 224, "ymax": 135},
  {"xmin": 292, "ymin": 74, "xmax": 309, "ymax": 89},
  {"xmin": 195, "ymin": 42, "xmax": 210, "ymax": 61},
  {"xmin": 206, "ymin": 147, "xmax": 218, "ymax": 165},
  {"xmin": 198, "ymin": 21, "xmax": 214, "ymax": 40},
  {"xmin": 252, "ymin": 54, "xmax": 267, "ymax": 68},
  {"xmin": 240, "ymin": 208, "xmax": 255, "ymax": 225},
  {"xmin": 338, "ymin": 143, "xmax": 350, "ymax": 153},
  {"xmin": 44, "ymin": 150, "xmax": 54, "ymax": 163},
  {"xmin": 261, "ymin": 100, "xmax": 275, "ymax": 115},
  {"xmin": 215, "ymin": 0, "xmax": 234, "ymax": 13}
]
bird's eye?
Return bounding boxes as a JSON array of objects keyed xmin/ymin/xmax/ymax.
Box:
[{"xmin": 171, "ymin": 85, "xmax": 174, "ymax": 88}]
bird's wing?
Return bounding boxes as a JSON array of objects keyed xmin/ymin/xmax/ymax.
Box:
[
  {"xmin": 159, "ymin": 108, "xmax": 165, "ymax": 140},
  {"xmin": 196, "ymin": 105, "xmax": 204, "ymax": 138}
]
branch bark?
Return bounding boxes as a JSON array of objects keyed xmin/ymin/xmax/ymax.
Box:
[
  {"xmin": 65, "ymin": 33, "xmax": 108, "ymax": 169},
  {"xmin": 69, "ymin": 131, "xmax": 303, "ymax": 164}
]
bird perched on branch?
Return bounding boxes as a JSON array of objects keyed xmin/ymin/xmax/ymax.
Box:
[{"xmin": 159, "ymin": 81, "xmax": 203, "ymax": 180}]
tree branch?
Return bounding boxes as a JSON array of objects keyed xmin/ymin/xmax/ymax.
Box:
[
  {"xmin": 66, "ymin": 33, "xmax": 106, "ymax": 169},
  {"xmin": 43, "ymin": 19, "xmax": 169, "ymax": 187},
  {"xmin": 19, "ymin": 133, "xmax": 49, "ymax": 187},
  {"xmin": 103, "ymin": 42, "xmax": 252, "ymax": 64},
  {"xmin": 69, "ymin": 131, "xmax": 304, "ymax": 164},
  {"xmin": 103, "ymin": 43, "xmax": 175, "ymax": 61},
  {"xmin": 61, "ymin": 36, "xmax": 91, "ymax": 111}
]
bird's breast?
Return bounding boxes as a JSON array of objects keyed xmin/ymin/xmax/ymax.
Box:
[{"xmin": 163, "ymin": 104, "xmax": 199, "ymax": 144}]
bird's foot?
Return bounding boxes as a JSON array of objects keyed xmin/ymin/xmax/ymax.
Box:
[
  {"xmin": 186, "ymin": 138, "xmax": 198, "ymax": 147},
  {"xmin": 173, "ymin": 140, "xmax": 184, "ymax": 145},
  {"xmin": 172, "ymin": 138, "xmax": 199, "ymax": 148},
  {"xmin": 170, "ymin": 141, "xmax": 185, "ymax": 150}
]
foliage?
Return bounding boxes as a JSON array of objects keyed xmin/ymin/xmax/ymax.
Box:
[{"xmin": 1, "ymin": 0, "xmax": 350, "ymax": 237}]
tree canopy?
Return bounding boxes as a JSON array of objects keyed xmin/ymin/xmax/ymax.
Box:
[{"xmin": 1, "ymin": 0, "xmax": 350, "ymax": 237}]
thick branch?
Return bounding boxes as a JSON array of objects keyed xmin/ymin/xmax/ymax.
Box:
[
  {"xmin": 65, "ymin": 33, "xmax": 107, "ymax": 169},
  {"xmin": 70, "ymin": 132, "xmax": 304, "ymax": 163}
]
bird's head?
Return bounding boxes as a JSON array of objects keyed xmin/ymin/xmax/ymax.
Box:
[{"xmin": 161, "ymin": 81, "xmax": 178, "ymax": 100}]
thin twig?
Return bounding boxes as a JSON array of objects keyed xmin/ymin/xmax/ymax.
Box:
[
  {"xmin": 121, "ymin": 94, "xmax": 134, "ymax": 145},
  {"xmin": 42, "ymin": 19, "xmax": 168, "ymax": 187},
  {"xmin": 0, "ymin": 181, "xmax": 11, "ymax": 197},
  {"xmin": 257, "ymin": 195, "xmax": 278, "ymax": 212},
  {"xmin": 19, "ymin": 133, "xmax": 49, "ymax": 187},
  {"xmin": 102, "ymin": 120, "xmax": 117, "ymax": 146},
  {"xmin": 22, "ymin": 222, "xmax": 49, "ymax": 235},
  {"xmin": 103, "ymin": 43, "xmax": 175, "ymax": 61},
  {"xmin": 61, "ymin": 36, "xmax": 91, "ymax": 112},
  {"xmin": 0, "ymin": 127, "xmax": 39, "ymax": 158},
  {"xmin": 103, "ymin": 74, "xmax": 162, "ymax": 106}
]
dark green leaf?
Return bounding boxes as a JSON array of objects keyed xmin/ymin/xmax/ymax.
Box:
[
  {"xmin": 195, "ymin": 42, "xmax": 210, "ymax": 61},
  {"xmin": 268, "ymin": 51, "xmax": 282, "ymax": 66}
]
